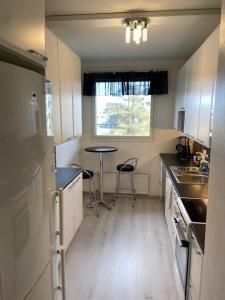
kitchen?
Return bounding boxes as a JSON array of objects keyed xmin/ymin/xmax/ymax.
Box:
[{"xmin": 0, "ymin": 0, "xmax": 225, "ymax": 300}]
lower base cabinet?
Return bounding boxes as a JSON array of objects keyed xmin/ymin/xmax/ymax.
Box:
[{"xmin": 62, "ymin": 174, "xmax": 83, "ymax": 251}]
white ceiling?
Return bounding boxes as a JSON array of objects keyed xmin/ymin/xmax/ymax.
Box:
[
  {"xmin": 46, "ymin": 0, "xmax": 221, "ymax": 61},
  {"xmin": 46, "ymin": 0, "xmax": 220, "ymax": 15}
]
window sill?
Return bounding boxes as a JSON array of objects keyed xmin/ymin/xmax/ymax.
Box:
[{"xmin": 91, "ymin": 135, "xmax": 153, "ymax": 142}]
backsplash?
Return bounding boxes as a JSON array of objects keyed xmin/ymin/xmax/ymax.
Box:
[{"xmin": 189, "ymin": 139, "xmax": 210, "ymax": 161}]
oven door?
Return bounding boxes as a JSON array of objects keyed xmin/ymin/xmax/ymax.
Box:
[{"xmin": 172, "ymin": 217, "xmax": 189, "ymax": 292}]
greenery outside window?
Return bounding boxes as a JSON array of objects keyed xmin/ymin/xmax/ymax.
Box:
[{"xmin": 94, "ymin": 82, "xmax": 152, "ymax": 137}]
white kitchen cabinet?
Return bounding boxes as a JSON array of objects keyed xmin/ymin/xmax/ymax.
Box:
[
  {"xmin": 45, "ymin": 29, "xmax": 82, "ymax": 144},
  {"xmin": 165, "ymin": 173, "xmax": 175, "ymax": 247},
  {"xmin": 73, "ymin": 174, "xmax": 83, "ymax": 232},
  {"xmin": 58, "ymin": 39, "xmax": 74, "ymax": 141},
  {"xmin": 174, "ymin": 64, "xmax": 187, "ymax": 130},
  {"xmin": 0, "ymin": 0, "xmax": 45, "ymax": 55},
  {"xmin": 45, "ymin": 29, "xmax": 61, "ymax": 143},
  {"xmin": 197, "ymin": 28, "xmax": 219, "ymax": 147},
  {"xmin": 187, "ymin": 233, "xmax": 203, "ymax": 300},
  {"xmin": 189, "ymin": 45, "xmax": 204, "ymax": 139},
  {"xmin": 184, "ymin": 55, "xmax": 195, "ymax": 137},
  {"xmin": 71, "ymin": 53, "xmax": 82, "ymax": 137},
  {"xmin": 176, "ymin": 27, "xmax": 219, "ymax": 146},
  {"xmin": 62, "ymin": 174, "xmax": 83, "ymax": 251}
]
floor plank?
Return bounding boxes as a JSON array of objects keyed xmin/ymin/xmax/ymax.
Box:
[{"xmin": 65, "ymin": 197, "xmax": 179, "ymax": 300}]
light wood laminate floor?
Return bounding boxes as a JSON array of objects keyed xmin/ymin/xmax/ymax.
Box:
[{"xmin": 65, "ymin": 196, "xmax": 179, "ymax": 300}]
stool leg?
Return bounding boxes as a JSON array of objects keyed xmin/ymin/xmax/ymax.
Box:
[
  {"xmin": 131, "ymin": 172, "xmax": 135, "ymax": 208},
  {"xmin": 91, "ymin": 179, "xmax": 99, "ymax": 217},
  {"xmin": 114, "ymin": 172, "xmax": 120, "ymax": 205},
  {"xmin": 86, "ymin": 178, "xmax": 92, "ymax": 207}
]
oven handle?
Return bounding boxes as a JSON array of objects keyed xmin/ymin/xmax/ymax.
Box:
[{"xmin": 172, "ymin": 218, "xmax": 189, "ymax": 248}]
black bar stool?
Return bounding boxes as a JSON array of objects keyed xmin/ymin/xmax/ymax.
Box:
[
  {"xmin": 70, "ymin": 164, "xmax": 99, "ymax": 217},
  {"xmin": 114, "ymin": 158, "xmax": 137, "ymax": 207}
]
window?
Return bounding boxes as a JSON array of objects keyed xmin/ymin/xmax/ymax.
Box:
[{"xmin": 94, "ymin": 83, "xmax": 152, "ymax": 137}]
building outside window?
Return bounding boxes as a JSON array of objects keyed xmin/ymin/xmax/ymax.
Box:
[{"xmin": 94, "ymin": 82, "xmax": 152, "ymax": 137}]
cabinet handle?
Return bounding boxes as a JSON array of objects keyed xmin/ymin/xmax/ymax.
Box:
[
  {"xmin": 58, "ymin": 189, "xmax": 64, "ymax": 246},
  {"xmin": 191, "ymin": 236, "xmax": 203, "ymax": 256},
  {"xmin": 67, "ymin": 176, "xmax": 80, "ymax": 190},
  {"xmin": 74, "ymin": 176, "xmax": 81, "ymax": 183}
]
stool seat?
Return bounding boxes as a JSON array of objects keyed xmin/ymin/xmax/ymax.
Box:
[
  {"xmin": 117, "ymin": 164, "xmax": 134, "ymax": 172},
  {"xmin": 114, "ymin": 158, "xmax": 137, "ymax": 208},
  {"xmin": 82, "ymin": 170, "xmax": 94, "ymax": 179}
]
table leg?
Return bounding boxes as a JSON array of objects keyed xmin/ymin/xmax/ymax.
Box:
[{"xmin": 99, "ymin": 152, "xmax": 111, "ymax": 210}]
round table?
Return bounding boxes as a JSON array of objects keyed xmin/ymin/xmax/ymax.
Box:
[{"xmin": 85, "ymin": 146, "xmax": 118, "ymax": 210}]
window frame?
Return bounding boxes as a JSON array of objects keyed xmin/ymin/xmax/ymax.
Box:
[{"xmin": 91, "ymin": 95, "xmax": 154, "ymax": 141}]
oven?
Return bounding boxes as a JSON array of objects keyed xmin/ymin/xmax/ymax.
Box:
[
  {"xmin": 172, "ymin": 217, "xmax": 189, "ymax": 290},
  {"xmin": 172, "ymin": 196, "xmax": 189, "ymax": 295}
]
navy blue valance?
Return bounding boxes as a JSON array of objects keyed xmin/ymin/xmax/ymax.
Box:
[{"xmin": 83, "ymin": 71, "xmax": 168, "ymax": 96}]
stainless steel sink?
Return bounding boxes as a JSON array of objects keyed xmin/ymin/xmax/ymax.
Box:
[{"xmin": 170, "ymin": 166, "xmax": 208, "ymax": 184}]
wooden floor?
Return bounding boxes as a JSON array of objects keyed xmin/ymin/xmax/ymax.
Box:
[{"xmin": 65, "ymin": 196, "xmax": 179, "ymax": 300}]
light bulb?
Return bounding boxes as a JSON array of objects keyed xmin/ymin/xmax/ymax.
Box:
[
  {"xmin": 125, "ymin": 26, "xmax": 131, "ymax": 43},
  {"xmin": 136, "ymin": 24, "xmax": 142, "ymax": 40},
  {"xmin": 133, "ymin": 28, "xmax": 138, "ymax": 42},
  {"xmin": 142, "ymin": 27, "xmax": 148, "ymax": 42}
]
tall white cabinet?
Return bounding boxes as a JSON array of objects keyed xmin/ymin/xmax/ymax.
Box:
[
  {"xmin": 174, "ymin": 27, "xmax": 219, "ymax": 148},
  {"xmin": 45, "ymin": 28, "xmax": 82, "ymax": 144}
]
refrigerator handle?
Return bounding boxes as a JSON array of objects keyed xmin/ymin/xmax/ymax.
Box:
[
  {"xmin": 61, "ymin": 247, "xmax": 66, "ymax": 300},
  {"xmin": 57, "ymin": 248, "xmax": 66, "ymax": 300},
  {"xmin": 58, "ymin": 189, "xmax": 64, "ymax": 245}
]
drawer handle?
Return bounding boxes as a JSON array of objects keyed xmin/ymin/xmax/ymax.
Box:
[{"xmin": 68, "ymin": 176, "xmax": 80, "ymax": 190}]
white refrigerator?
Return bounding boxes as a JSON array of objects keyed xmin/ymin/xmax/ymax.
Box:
[{"xmin": 0, "ymin": 60, "xmax": 59, "ymax": 299}]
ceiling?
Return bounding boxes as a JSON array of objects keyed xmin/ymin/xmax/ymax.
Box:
[{"xmin": 45, "ymin": 0, "xmax": 221, "ymax": 61}]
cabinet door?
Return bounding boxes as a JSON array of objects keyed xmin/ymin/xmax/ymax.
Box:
[
  {"xmin": 174, "ymin": 64, "xmax": 187, "ymax": 130},
  {"xmin": 71, "ymin": 53, "xmax": 82, "ymax": 137},
  {"xmin": 73, "ymin": 175, "xmax": 83, "ymax": 233},
  {"xmin": 63, "ymin": 180, "xmax": 76, "ymax": 251},
  {"xmin": 45, "ymin": 29, "xmax": 61, "ymax": 143},
  {"xmin": 198, "ymin": 28, "xmax": 219, "ymax": 147},
  {"xmin": 165, "ymin": 173, "xmax": 172, "ymax": 227},
  {"xmin": 189, "ymin": 46, "xmax": 203, "ymax": 139},
  {"xmin": 58, "ymin": 39, "xmax": 74, "ymax": 141},
  {"xmin": 184, "ymin": 56, "xmax": 195, "ymax": 136}
]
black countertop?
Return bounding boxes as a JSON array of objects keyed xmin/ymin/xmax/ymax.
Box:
[
  {"xmin": 160, "ymin": 153, "xmax": 208, "ymax": 199},
  {"xmin": 55, "ymin": 167, "xmax": 82, "ymax": 189},
  {"xmin": 160, "ymin": 153, "xmax": 207, "ymax": 253},
  {"xmin": 191, "ymin": 223, "xmax": 206, "ymax": 254}
]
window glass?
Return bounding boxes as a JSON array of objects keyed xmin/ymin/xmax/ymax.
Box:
[{"xmin": 95, "ymin": 93, "xmax": 151, "ymax": 137}]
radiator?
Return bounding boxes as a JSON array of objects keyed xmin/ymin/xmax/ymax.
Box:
[{"xmin": 103, "ymin": 172, "xmax": 150, "ymax": 195}]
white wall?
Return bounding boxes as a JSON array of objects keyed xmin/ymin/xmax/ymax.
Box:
[
  {"xmin": 80, "ymin": 60, "xmax": 183, "ymax": 196},
  {"xmin": 55, "ymin": 138, "xmax": 81, "ymax": 167}
]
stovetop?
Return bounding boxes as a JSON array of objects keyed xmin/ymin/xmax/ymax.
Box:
[{"xmin": 180, "ymin": 198, "xmax": 207, "ymax": 223}]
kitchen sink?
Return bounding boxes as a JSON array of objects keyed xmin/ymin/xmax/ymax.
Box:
[{"xmin": 170, "ymin": 166, "xmax": 208, "ymax": 184}]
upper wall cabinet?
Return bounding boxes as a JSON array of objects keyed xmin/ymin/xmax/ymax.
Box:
[
  {"xmin": 197, "ymin": 29, "xmax": 219, "ymax": 146},
  {"xmin": 45, "ymin": 29, "xmax": 82, "ymax": 144},
  {"xmin": 174, "ymin": 27, "xmax": 219, "ymax": 148},
  {"xmin": 0, "ymin": 0, "xmax": 45, "ymax": 55}
]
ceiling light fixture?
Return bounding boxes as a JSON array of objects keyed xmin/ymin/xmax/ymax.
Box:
[{"xmin": 123, "ymin": 17, "xmax": 150, "ymax": 44}]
